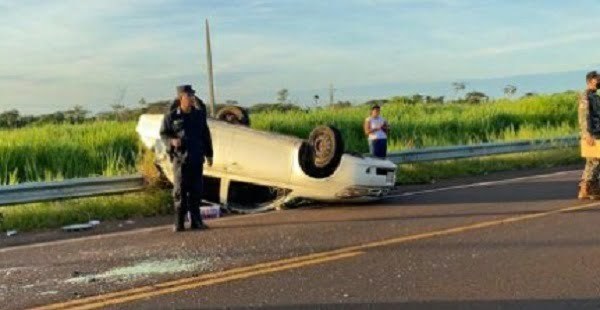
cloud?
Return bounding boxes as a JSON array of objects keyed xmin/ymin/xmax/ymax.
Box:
[
  {"xmin": 2, "ymin": 0, "xmax": 600, "ymax": 114},
  {"xmin": 469, "ymin": 32, "xmax": 600, "ymax": 57}
]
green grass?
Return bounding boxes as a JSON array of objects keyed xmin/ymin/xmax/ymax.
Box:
[
  {"xmin": 0, "ymin": 190, "xmax": 171, "ymax": 232},
  {"xmin": 251, "ymin": 92, "xmax": 579, "ymax": 152},
  {"xmin": 397, "ymin": 147, "xmax": 581, "ymax": 184},
  {"xmin": 0, "ymin": 121, "xmax": 139, "ymax": 185}
]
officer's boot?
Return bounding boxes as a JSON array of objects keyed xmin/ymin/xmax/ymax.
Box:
[
  {"xmin": 190, "ymin": 210, "xmax": 208, "ymax": 230},
  {"xmin": 579, "ymin": 181, "xmax": 590, "ymax": 200},
  {"xmin": 579, "ymin": 181, "xmax": 592, "ymax": 200},
  {"xmin": 591, "ymin": 181, "xmax": 600, "ymax": 200},
  {"xmin": 173, "ymin": 207, "xmax": 186, "ymax": 232},
  {"xmin": 190, "ymin": 204, "xmax": 208, "ymax": 230}
]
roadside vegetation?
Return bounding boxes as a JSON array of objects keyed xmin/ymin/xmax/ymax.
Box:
[
  {"xmin": 0, "ymin": 148, "xmax": 581, "ymax": 232},
  {"xmin": 397, "ymin": 147, "xmax": 580, "ymax": 184},
  {"xmin": 0, "ymin": 91, "xmax": 584, "ymax": 232},
  {"xmin": 0, "ymin": 190, "xmax": 171, "ymax": 232},
  {"xmin": 1, "ymin": 92, "xmax": 579, "ymax": 185},
  {"xmin": 0, "ymin": 122, "xmax": 139, "ymax": 185},
  {"xmin": 252, "ymin": 92, "xmax": 578, "ymax": 152}
]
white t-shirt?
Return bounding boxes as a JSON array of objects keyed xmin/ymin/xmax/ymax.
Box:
[{"xmin": 366, "ymin": 116, "xmax": 387, "ymax": 140}]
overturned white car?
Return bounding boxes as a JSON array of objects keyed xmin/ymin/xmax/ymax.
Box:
[{"xmin": 136, "ymin": 109, "xmax": 396, "ymax": 210}]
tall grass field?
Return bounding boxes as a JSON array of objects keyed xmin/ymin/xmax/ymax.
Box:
[
  {"xmin": 0, "ymin": 92, "xmax": 580, "ymax": 185},
  {"xmin": 0, "ymin": 122, "xmax": 139, "ymax": 185}
]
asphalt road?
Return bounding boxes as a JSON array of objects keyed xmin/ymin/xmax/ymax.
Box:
[{"xmin": 2, "ymin": 167, "xmax": 600, "ymax": 310}]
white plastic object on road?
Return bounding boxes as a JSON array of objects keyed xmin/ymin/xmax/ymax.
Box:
[
  {"xmin": 6, "ymin": 230, "xmax": 17, "ymax": 237},
  {"xmin": 62, "ymin": 223, "xmax": 94, "ymax": 232}
]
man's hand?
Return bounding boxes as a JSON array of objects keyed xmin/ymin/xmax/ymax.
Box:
[
  {"xmin": 171, "ymin": 138, "xmax": 182, "ymax": 148},
  {"xmin": 206, "ymin": 157, "xmax": 213, "ymax": 167},
  {"xmin": 586, "ymin": 135, "xmax": 595, "ymax": 146}
]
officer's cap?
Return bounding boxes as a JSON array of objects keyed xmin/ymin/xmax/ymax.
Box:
[{"xmin": 176, "ymin": 85, "xmax": 196, "ymax": 95}]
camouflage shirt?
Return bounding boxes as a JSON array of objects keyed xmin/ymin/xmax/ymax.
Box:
[{"xmin": 579, "ymin": 89, "xmax": 600, "ymax": 138}]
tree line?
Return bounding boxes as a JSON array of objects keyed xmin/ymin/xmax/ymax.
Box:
[{"xmin": 0, "ymin": 83, "xmax": 537, "ymax": 129}]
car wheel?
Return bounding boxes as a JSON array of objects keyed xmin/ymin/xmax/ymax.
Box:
[
  {"xmin": 299, "ymin": 125, "xmax": 344, "ymax": 178},
  {"xmin": 216, "ymin": 106, "xmax": 250, "ymax": 126}
]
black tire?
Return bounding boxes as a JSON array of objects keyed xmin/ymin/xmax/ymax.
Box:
[
  {"xmin": 216, "ymin": 106, "xmax": 250, "ymax": 126},
  {"xmin": 299, "ymin": 125, "xmax": 344, "ymax": 178}
]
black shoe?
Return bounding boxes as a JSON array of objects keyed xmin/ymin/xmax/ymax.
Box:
[
  {"xmin": 174, "ymin": 210, "xmax": 186, "ymax": 232},
  {"xmin": 190, "ymin": 222, "xmax": 209, "ymax": 230}
]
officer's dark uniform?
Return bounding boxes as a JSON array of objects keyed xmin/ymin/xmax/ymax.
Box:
[{"xmin": 160, "ymin": 86, "xmax": 213, "ymax": 231}]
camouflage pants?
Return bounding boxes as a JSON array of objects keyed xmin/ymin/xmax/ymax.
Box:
[{"xmin": 582, "ymin": 158, "xmax": 600, "ymax": 182}]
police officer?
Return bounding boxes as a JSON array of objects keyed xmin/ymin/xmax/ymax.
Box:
[
  {"xmin": 160, "ymin": 85, "xmax": 214, "ymax": 231},
  {"xmin": 579, "ymin": 71, "xmax": 600, "ymax": 199}
]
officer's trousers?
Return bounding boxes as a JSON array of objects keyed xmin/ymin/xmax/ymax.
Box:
[
  {"xmin": 172, "ymin": 159, "xmax": 204, "ymax": 224},
  {"xmin": 582, "ymin": 158, "xmax": 600, "ymax": 183}
]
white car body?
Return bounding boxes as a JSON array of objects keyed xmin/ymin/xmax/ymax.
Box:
[{"xmin": 136, "ymin": 114, "xmax": 396, "ymax": 207}]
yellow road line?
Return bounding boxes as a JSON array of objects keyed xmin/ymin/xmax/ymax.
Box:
[
  {"xmin": 31, "ymin": 201, "xmax": 599, "ymax": 310},
  {"xmin": 66, "ymin": 251, "xmax": 363, "ymax": 310},
  {"xmin": 32, "ymin": 250, "xmax": 363, "ymax": 310}
]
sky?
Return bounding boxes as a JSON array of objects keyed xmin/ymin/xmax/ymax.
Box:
[{"xmin": 1, "ymin": 0, "xmax": 600, "ymax": 115}]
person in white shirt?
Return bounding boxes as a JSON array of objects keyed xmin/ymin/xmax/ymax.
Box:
[{"xmin": 363, "ymin": 105, "xmax": 389, "ymax": 158}]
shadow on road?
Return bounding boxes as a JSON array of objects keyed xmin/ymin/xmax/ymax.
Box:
[
  {"xmin": 391, "ymin": 180, "xmax": 577, "ymax": 205},
  {"xmin": 217, "ymin": 208, "xmax": 600, "ymax": 231}
]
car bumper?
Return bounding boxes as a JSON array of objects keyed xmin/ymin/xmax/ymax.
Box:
[{"xmin": 335, "ymin": 185, "xmax": 393, "ymax": 199}]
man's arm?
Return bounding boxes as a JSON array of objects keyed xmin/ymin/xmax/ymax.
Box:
[
  {"xmin": 201, "ymin": 113, "xmax": 214, "ymax": 161},
  {"xmin": 363, "ymin": 119, "xmax": 371, "ymax": 136},
  {"xmin": 160, "ymin": 113, "xmax": 176, "ymax": 152},
  {"xmin": 579, "ymin": 93, "xmax": 592, "ymax": 135},
  {"xmin": 579, "ymin": 92, "xmax": 595, "ymax": 145}
]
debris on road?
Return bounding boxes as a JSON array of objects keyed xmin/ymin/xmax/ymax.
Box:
[
  {"xmin": 62, "ymin": 223, "xmax": 93, "ymax": 232},
  {"xmin": 65, "ymin": 258, "xmax": 212, "ymax": 284},
  {"xmin": 39, "ymin": 291, "xmax": 58, "ymax": 296},
  {"xmin": 200, "ymin": 201, "xmax": 221, "ymax": 219},
  {"xmin": 6, "ymin": 230, "xmax": 18, "ymax": 237}
]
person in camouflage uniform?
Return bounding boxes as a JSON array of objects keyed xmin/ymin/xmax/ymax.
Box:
[{"xmin": 579, "ymin": 71, "xmax": 600, "ymax": 199}]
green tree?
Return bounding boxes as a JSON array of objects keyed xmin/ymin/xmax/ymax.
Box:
[
  {"xmin": 0, "ymin": 110, "xmax": 20, "ymax": 128},
  {"xmin": 465, "ymin": 91, "xmax": 488, "ymax": 104},
  {"xmin": 503, "ymin": 85, "xmax": 517, "ymax": 98},
  {"xmin": 452, "ymin": 82, "xmax": 466, "ymax": 100},
  {"xmin": 412, "ymin": 94, "xmax": 424, "ymax": 103},
  {"xmin": 277, "ymin": 88, "xmax": 289, "ymax": 103},
  {"xmin": 138, "ymin": 97, "xmax": 147, "ymax": 107},
  {"xmin": 72, "ymin": 105, "xmax": 88, "ymax": 123}
]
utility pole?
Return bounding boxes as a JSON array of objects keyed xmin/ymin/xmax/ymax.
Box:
[
  {"xmin": 205, "ymin": 19, "xmax": 216, "ymax": 117},
  {"xmin": 329, "ymin": 83, "xmax": 336, "ymax": 105}
]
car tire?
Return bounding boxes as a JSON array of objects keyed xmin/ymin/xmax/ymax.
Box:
[
  {"xmin": 216, "ymin": 106, "xmax": 250, "ymax": 126},
  {"xmin": 299, "ymin": 125, "xmax": 344, "ymax": 178}
]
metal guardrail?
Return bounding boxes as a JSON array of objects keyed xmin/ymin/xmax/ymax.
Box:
[
  {"xmin": 387, "ymin": 135, "xmax": 579, "ymax": 164},
  {"xmin": 0, "ymin": 135, "xmax": 580, "ymax": 206},
  {"xmin": 0, "ymin": 175, "xmax": 144, "ymax": 207}
]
